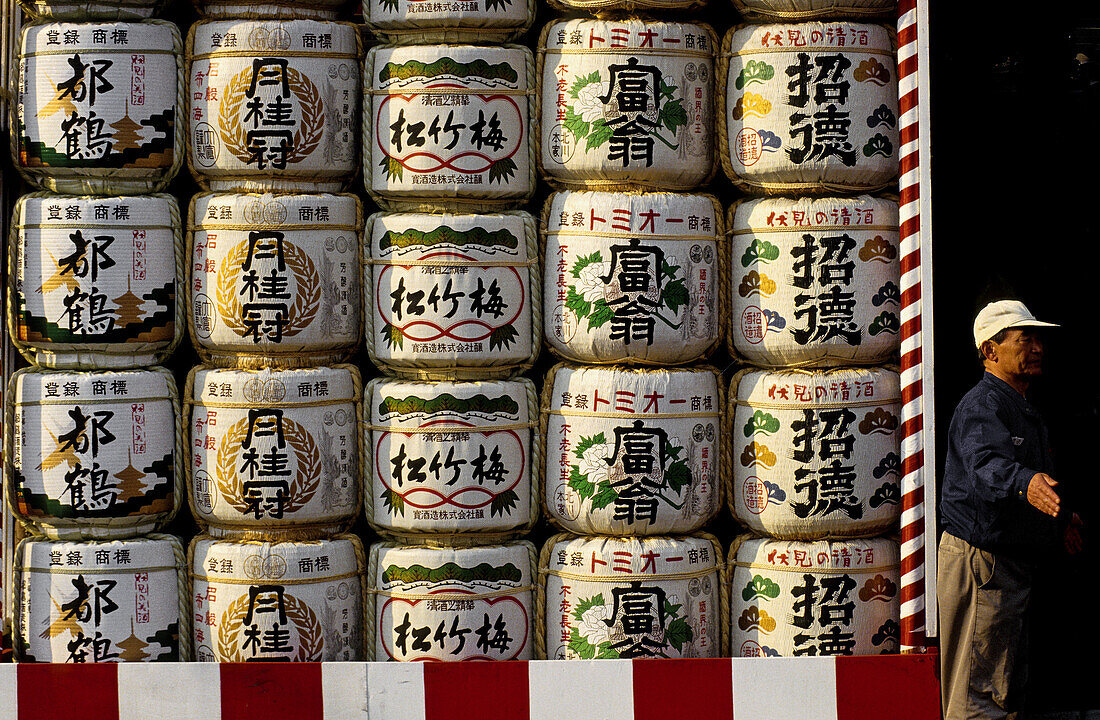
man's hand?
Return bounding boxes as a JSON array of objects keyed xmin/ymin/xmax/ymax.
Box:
[{"xmin": 1027, "ymin": 472, "xmax": 1061, "ymax": 517}]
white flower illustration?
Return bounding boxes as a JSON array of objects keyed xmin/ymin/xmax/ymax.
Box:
[
  {"xmin": 579, "ymin": 603, "xmax": 612, "ymax": 645},
  {"xmin": 579, "ymin": 443, "xmax": 613, "ymax": 485},
  {"xmin": 575, "ymin": 82, "xmax": 608, "ymax": 124},
  {"xmin": 576, "ymin": 262, "xmax": 610, "ymax": 304}
]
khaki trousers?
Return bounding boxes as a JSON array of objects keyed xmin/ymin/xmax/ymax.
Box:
[{"xmin": 938, "ymin": 531, "xmax": 1033, "ymax": 720}]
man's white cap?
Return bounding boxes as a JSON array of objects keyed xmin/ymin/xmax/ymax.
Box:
[{"xmin": 973, "ymin": 300, "xmax": 1059, "ymax": 348}]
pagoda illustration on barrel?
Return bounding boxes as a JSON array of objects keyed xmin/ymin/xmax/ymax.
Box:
[{"xmin": 5, "ymin": 0, "xmax": 193, "ymax": 663}]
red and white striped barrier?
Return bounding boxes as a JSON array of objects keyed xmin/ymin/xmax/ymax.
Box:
[
  {"xmin": 0, "ymin": 656, "xmax": 940, "ymax": 720},
  {"xmin": 897, "ymin": 0, "xmax": 932, "ymax": 653}
]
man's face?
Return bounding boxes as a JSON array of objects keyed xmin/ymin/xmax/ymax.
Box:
[{"xmin": 989, "ymin": 328, "xmax": 1044, "ymax": 379}]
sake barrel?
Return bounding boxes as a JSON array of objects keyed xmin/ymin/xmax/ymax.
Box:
[
  {"xmin": 18, "ymin": 0, "xmax": 163, "ymax": 20},
  {"xmin": 542, "ymin": 191, "xmax": 722, "ymax": 365},
  {"xmin": 539, "ymin": 533, "xmax": 724, "ymax": 659},
  {"xmin": 14, "ymin": 534, "xmax": 187, "ymax": 662},
  {"xmin": 368, "ymin": 541, "xmax": 536, "ymax": 661},
  {"xmin": 193, "ymin": 0, "xmax": 345, "ymax": 20},
  {"xmin": 729, "ymin": 535, "xmax": 899, "ymax": 656},
  {"xmin": 365, "ymin": 377, "xmax": 538, "ymax": 538},
  {"xmin": 364, "ymin": 45, "xmax": 535, "ymax": 211},
  {"xmin": 543, "ymin": 364, "xmax": 723, "ymax": 536},
  {"xmin": 186, "ymin": 364, "xmax": 362, "ymax": 538},
  {"xmin": 538, "ymin": 20, "xmax": 717, "ymax": 192},
  {"xmin": 5, "ymin": 367, "xmax": 181, "ymax": 539},
  {"xmin": 729, "ymin": 196, "xmax": 900, "ymax": 367},
  {"xmin": 10, "ymin": 193, "xmax": 182, "ymax": 369},
  {"xmin": 186, "ymin": 20, "xmax": 361, "ymax": 192},
  {"xmin": 189, "ymin": 192, "xmax": 362, "ymax": 368},
  {"xmin": 14, "ymin": 21, "xmax": 183, "ymax": 194},
  {"xmin": 730, "ymin": 367, "xmax": 900, "ymax": 539},
  {"xmin": 364, "ymin": 211, "xmax": 539, "ymax": 378},
  {"xmin": 546, "ymin": 0, "xmax": 704, "ymax": 14},
  {"xmin": 362, "ymin": 0, "xmax": 535, "ymax": 44},
  {"xmin": 719, "ymin": 23, "xmax": 899, "ymax": 194},
  {"xmin": 731, "ymin": 0, "xmax": 896, "ymax": 21},
  {"xmin": 190, "ymin": 534, "xmax": 365, "ymax": 661}
]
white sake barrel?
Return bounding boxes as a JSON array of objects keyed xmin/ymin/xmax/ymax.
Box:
[
  {"xmin": 368, "ymin": 541, "xmax": 536, "ymax": 661},
  {"xmin": 543, "ymin": 364, "xmax": 723, "ymax": 536},
  {"xmin": 538, "ymin": 20, "xmax": 717, "ymax": 192},
  {"xmin": 186, "ymin": 20, "xmax": 361, "ymax": 192},
  {"xmin": 14, "ymin": 21, "xmax": 183, "ymax": 194},
  {"xmin": 729, "ymin": 535, "xmax": 899, "ymax": 656},
  {"xmin": 18, "ymin": 0, "xmax": 163, "ymax": 19},
  {"xmin": 362, "ymin": 0, "xmax": 534, "ymax": 44},
  {"xmin": 192, "ymin": 0, "xmax": 345, "ymax": 20},
  {"xmin": 729, "ymin": 196, "xmax": 900, "ymax": 367},
  {"xmin": 364, "ymin": 45, "xmax": 535, "ymax": 211},
  {"xmin": 5, "ymin": 367, "xmax": 181, "ymax": 539},
  {"xmin": 732, "ymin": 0, "xmax": 897, "ymax": 21},
  {"xmin": 364, "ymin": 211, "xmax": 539, "ymax": 378},
  {"xmin": 719, "ymin": 23, "xmax": 898, "ymax": 194},
  {"xmin": 730, "ymin": 367, "xmax": 900, "ymax": 539},
  {"xmin": 547, "ymin": 0, "xmax": 704, "ymax": 13},
  {"xmin": 189, "ymin": 192, "xmax": 362, "ymax": 368},
  {"xmin": 186, "ymin": 365, "xmax": 362, "ymax": 538},
  {"xmin": 365, "ymin": 377, "xmax": 538, "ymax": 538},
  {"xmin": 542, "ymin": 191, "xmax": 722, "ymax": 365},
  {"xmin": 190, "ymin": 534, "xmax": 365, "ymax": 661},
  {"xmin": 14, "ymin": 534, "xmax": 187, "ymax": 662},
  {"xmin": 539, "ymin": 533, "xmax": 724, "ymax": 659},
  {"xmin": 10, "ymin": 193, "xmax": 182, "ymax": 369}
]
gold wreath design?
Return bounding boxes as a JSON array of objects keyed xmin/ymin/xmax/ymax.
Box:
[
  {"xmin": 217, "ymin": 64, "xmax": 326, "ymax": 167},
  {"xmin": 214, "ymin": 239, "xmax": 321, "ymax": 340},
  {"xmin": 214, "ymin": 416, "xmax": 322, "ymax": 516},
  {"xmin": 216, "ymin": 589, "xmax": 324, "ymax": 661}
]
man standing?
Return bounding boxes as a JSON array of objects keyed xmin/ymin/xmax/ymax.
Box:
[{"xmin": 939, "ymin": 299, "xmax": 1083, "ymax": 720}]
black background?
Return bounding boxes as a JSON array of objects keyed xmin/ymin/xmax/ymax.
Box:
[{"xmin": 931, "ymin": 1, "xmax": 1100, "ymax": 713}]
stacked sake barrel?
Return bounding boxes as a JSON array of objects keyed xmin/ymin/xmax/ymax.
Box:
[
  {"xmin": 535, "ymin": 6, "xmax": 729, "ymax": 660},
  {"xmin": 6, "ymin": 5, "xmax": 189, "ymax": 662},
  {"xmin": 359, "ymin": 0, "xmax": 542, "ymax": 662},
  {"xmin": 718, "ymin": 1, "xmax": 903, "ymax": 657},
  {"xmin": 183, "ymin": 7, "xmax": 368, "ymax": 662}
]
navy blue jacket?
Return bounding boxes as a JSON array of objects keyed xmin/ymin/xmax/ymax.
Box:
[{"xmin": 940, "ymin": 372, "xmax": 1058, "ymax": 554}]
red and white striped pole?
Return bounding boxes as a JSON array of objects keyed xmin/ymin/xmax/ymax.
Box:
[{"xmin": 897, "ymin": 0, "xmax": 930, "ymax": 653}]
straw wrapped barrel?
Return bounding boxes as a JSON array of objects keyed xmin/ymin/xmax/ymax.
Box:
[
  {"xmin": 728, "ymin": 195, "xmax": 900, "ymax": 368},
  {"xmin": 186, "ymin": 20, "xmax": 361, "ymax": 192},
  {"xmin": 12, "ymin": 20, "xmax": 184, "ymax": 194},
  {"xmin": 189, "ymin": 534, "xmax": 366, "ymax": 661},
  {"xmin": 718, "ymin": 22, "xmax": 898, "ymax": 195},
  {"xmin": 14, "ymin": 533, "xmax": 189, "ymax": 662},
  {"xmin": 729, "ymin": 366, "xmax": 901, "ymax": 539},
  {"xmin": 185, "ymin": 364, "xmax": 362, "ymax": 539},
  {"xmin": 5, "ymin": 366, "xmax": 181, "ymax": 539},
  {"xmin": 541, "ymin": 363, "xmax": 724, "ymax": 536},
  {"xmin": 538, "ymin": 19, "xmax": 718, "ymax": 192},
  {"xmin": 364, "ymin": 44, "xmax": 536, "ymax": 211},
  {"xmin": 361, "ymin": 0, "xmax": 535, "ymax": 44},
  {"xmin": 367, "ymin": 540, "xmax": 536, "ymax": 661},
  {"xmin": 542, "ymin": 190, "xmax": 723, "ymax": 366},
  {"xmin": 364, "ymin": 377, "xmax": 539, "ymax": 540},
  {"xmin": 537, "ymin": 533, "xmax": 726, "ymax": 659},
  {"xmin": 9, "ymin": 192, "xmax": 183, "ymax": 369},
  {"xmin": 188, "ymin": 192, "xmax": 362, "ymax": 368},
  {"xmin": 728, "ymin": 534, "xmax": 899, "ymax": 656}
]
